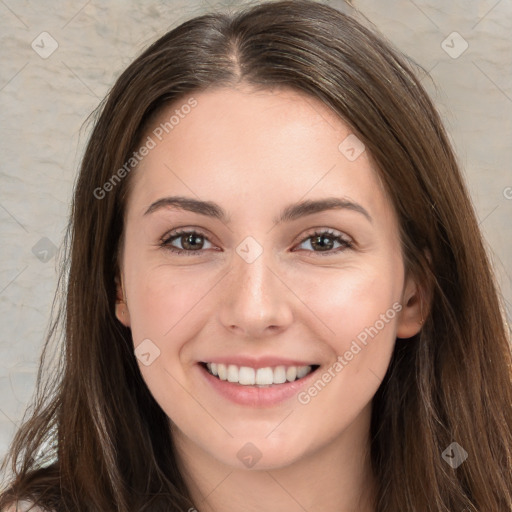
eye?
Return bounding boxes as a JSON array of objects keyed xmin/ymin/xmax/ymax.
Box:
[
  {"xmin": 161, "ymin": 229, "xmax": 215, "ymax": 255},
  {"xmin": 293, "ymin": 228, "xmax": 352, "ymax": 255},
  {"xmin": 160, "ymin": 228, "xmax": 353, "ymax": 256}
]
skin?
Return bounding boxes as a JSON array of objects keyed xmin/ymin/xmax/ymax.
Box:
[{"xmin": 115, "ymin": 86, "xmax": 424, "ymax": 512}]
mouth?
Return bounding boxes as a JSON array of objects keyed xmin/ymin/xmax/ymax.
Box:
[{"xmin": 200, "ymin": 362, "xmax": 320, "ymax": 387}]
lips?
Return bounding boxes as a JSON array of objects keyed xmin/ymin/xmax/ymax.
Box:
[{"xmin": 196, "ymin": 358, "xmax": 321, "ymax": 407}]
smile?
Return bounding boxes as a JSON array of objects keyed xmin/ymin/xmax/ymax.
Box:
[{"xmin": 202, "ymin": 362, "xmax": 319, "ymax": 387}]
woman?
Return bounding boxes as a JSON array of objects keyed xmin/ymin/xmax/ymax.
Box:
[{"xmin": 1, "ymin": 1, "xmax": 511, "ymax": 510}]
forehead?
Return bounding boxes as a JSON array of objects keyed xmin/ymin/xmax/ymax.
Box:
[{"xmin": 127, "ymin": 86, "xmax": 390, "ymax": 221}]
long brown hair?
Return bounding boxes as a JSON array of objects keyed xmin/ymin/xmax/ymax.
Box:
[{"xmin": 1, "ymin": 1, "xmax": 511, "ymax": 510}]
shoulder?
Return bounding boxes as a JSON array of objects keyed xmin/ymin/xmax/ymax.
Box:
[
  {"xmin": 3, "ymin": 501, "xmax": 48, "ymax": 512},
  {"xmin": 1, "ymin": 462, "xmax": 60, "ymax": 512},
  {"xmin": 2, "ymin": 462, "xmax": 60, "ymax": 512}
]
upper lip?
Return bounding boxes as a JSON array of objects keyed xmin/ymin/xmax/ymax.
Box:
[{"xmin": 199, "ymin": 356, "xmax": 319, "ymax": 369}]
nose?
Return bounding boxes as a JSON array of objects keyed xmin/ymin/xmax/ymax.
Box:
[{"xmin": 217, "ymin": 249, "xmax": 294, "ymax": 339}]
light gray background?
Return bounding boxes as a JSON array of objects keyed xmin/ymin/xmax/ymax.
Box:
[{"xmin": 1, "ymin": 0, "xmax": 511, "ymax": 462}]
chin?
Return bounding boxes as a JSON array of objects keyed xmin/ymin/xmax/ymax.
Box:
[{"xmin": 204, "ymin": 430, "xmax": 316, "ymax": 471}]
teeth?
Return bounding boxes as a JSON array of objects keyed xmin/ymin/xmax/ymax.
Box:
[
  {"xmin": 205, "ymin": 362, "xmax": 314, "ymax": 386},
  {"xmin": 256, "ymin": 367, "xmax": 274, "ymax": 385},
  {"xmin": 286, "ymin": 366, "xmax": 297, "ymax": 381},
  {"xmin": 239, "ymin": 366, "xmax": 255, "ymax": 385},
  {"xmin": 217, "ymin": 363, "xmax": 227, "ymax": 381},
  {"xmin": 227, "ymin": 364, "xmax": 238, "ymax": 383},
  {"xmin": 297, "ymin": 366, "xmax": 310, "ymax": 379},
  {"xmin": 273, "ymin": 365, "xmax": 287, "ymax": 384}
]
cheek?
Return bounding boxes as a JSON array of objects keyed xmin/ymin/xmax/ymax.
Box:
[
  {"xmin": 132, "ymin": 274, "xmax": 188, "ymax": 332},
  {"xmin": 288, "ymin": 259, "xmax": 403, "ymax": 400},
  {"xmin": 125, "ymin": 266, "xmax": 216, "ymax": 423},
  {"xmin": 293, "ymin": 262, "xmax": 401, "ymax": 339},
  {"xmin": 285, "ymin": 269, "xmax": 401, "ymax": 452},
  {"xmin": 125, "ymin": 259, "xmax": 225, "ymax": 418},
  {"xmin": 127, "ymin": 265, "xmax": 219, "ymax": 351}
]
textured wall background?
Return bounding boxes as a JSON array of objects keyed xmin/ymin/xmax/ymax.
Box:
[{"xmin": 0, "ymin": 0, "xmax": 511, "ymax": 462}]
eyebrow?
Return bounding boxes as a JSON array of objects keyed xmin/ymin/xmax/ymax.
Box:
[{"xmin": 144, "ymin": 195, "xmax": 372, "ymax": 224}]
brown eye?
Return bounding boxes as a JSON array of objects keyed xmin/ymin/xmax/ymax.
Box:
[
  {"xmin": 295, "ymin": 229, "xmax": 352, "ymax": 255},
  {"xmin": 161, "ymin": 230, "xmax": 214, "ymax": 254}
]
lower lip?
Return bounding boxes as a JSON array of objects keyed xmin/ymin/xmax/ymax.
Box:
[{"xmin": 197, "ymin": 363, "xmax": 319, "ymax": 407}]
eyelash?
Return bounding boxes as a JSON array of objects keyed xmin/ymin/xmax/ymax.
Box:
[{"xmin": 160, "ymin": 228, "xmax": 353, "ymax": 257}]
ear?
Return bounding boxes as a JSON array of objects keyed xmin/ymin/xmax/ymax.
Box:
[
  {"xmin": 114, "ymin": 272, "xmax": 131, "ymax": 327},
  {"xmin": 396, "ymin": 273, "xmax": 427, "ymax": 339}
]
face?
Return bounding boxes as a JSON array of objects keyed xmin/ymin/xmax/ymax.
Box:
[{"xmin": 116, "ymin": 86, "xmax": 423, "ymax": 470}]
